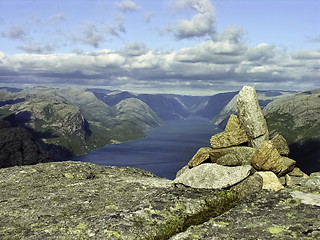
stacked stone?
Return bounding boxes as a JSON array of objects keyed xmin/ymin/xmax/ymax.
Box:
[{"xmin": 174, "ymin": 86, "xmax": 308, "ymax": 191}]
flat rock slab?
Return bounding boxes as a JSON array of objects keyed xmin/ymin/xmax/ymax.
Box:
[
  {"xmin": 0, "ymin": 161, "xmax": 240, "ymax": 240},
  {"xmin": 209, "ymin": 146, "xmax": 256, "ymax": 165},
  {"xmin": 210, "ymin": 128, "xmax": 249, "ymax": 149},
  {"xmin": 174, "ymin": 163, "xmax": 252, "ymax": 189},
  {"xmin": 170, "ymin": 174, "xmax": 320, "ymax": 240}
]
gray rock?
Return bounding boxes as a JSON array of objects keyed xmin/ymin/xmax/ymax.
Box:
[
  {"xmin": 237, "ymin": 86, "xmax": 269, "ymax": 148},
  {"xmin": 304, "ymin": 172, "xmax": 320, "ymax": 191},
  {"xmin": 230, "ymin": 173, "xmax": 263, "ymax": 199},
  {"xmin": 170, "ymin": 174, "xmax": 320, "ymax": 240},
  {"xmin": 291, "ymin": 191, "xmax": 320, "ymax": 207},
  {"xmin": 174, "ymin": 163, "xmax": 252, "ymax": 189},
  {"xmin": 176, "ymin": 165, "xmax": 190, "ymax": 178},
  {"xmin": 0, "ymin": 161, "xmax": 242, "ymax": 240}
]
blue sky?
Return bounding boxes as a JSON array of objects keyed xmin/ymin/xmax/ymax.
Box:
[{"xmin": 0, "ymin": 0, "xmax": 319, "ymax": 95}]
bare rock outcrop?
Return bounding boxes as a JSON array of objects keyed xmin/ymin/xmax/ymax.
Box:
[
  {"xmin": 178, "ymin": 86, "xmax": 304, "ymax": 193},
  {"xmin": 237, "ymin": 86, "xmax": 269, "ymax": 148},
  {"xmin": 174, "ymin": 163, "xmax": 252, "ymax": 189}
]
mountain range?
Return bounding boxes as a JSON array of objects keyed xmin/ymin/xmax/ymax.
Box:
[{"xmin": 1, "ymin": 86, "xmax": 319, "ymax": 173}]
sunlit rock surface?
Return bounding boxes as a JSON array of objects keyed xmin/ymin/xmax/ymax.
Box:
[
  {"xmin": 0, "ymin": 161, "xmax": 241, "ymax": 240},
  {"xmin": 170, "ymin": 173, "xmax": 320, "ymax": 240}
]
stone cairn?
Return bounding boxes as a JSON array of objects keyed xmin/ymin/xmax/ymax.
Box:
[{"xmin": 174, "ymin": 86, "xmax": 308, "ymax": 191}]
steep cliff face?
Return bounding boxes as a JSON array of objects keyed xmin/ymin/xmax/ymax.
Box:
[
  {"xmin": 115, "ymin": 98, "xmax": 162, "ymax": 130},
  {"xmin": 8, "ymin": 98, "xmax": 90, "ymax": 140},
  {"xmin": 0, "ymin": 120, "xmax": 50, "ymax": 168}
]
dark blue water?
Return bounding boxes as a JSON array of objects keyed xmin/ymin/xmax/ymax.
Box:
[{"xmin": 72, "ymin": 116, "xmax": 220, "ymax": 179}]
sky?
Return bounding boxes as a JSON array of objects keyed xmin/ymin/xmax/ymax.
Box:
[{"xmin": 0, "ymin": 0, "xmax": 319, "ymax": 95}]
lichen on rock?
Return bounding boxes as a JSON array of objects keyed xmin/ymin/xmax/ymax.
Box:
[{"xmin": 0, "ymin": 161, "xmax": 242, "ymax": 240}]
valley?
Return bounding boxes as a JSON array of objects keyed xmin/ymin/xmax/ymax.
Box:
[{"xmin": 1, "ymin": 86, "xmax": 319, "ymax": 176}]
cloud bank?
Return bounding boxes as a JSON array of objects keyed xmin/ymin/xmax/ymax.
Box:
[{"xmin": 1, "ymin": 35, "xmax": 319, "ymax": 94}]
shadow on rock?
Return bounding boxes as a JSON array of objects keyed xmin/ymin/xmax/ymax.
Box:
[{"xmin": 289, "ymin": 139, "xmax": 320, "ymax": 174}]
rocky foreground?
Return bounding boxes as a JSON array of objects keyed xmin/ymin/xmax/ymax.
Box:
[{"xmin": 0, "ymin": 161, "xmax": 319, "ymax": 240}]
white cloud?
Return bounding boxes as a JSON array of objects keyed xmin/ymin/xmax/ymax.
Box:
[
  {"xmin": 167, "ymin": 0, "xmax": 215, "ymax": 39},
  {"xmin": 174, "ymin": 39, "xmax": 246, "ymax": 64},
  {"xmin": 214, "ymin": 25, "xmax": 247, "ymax": 43},
  {"xmin": 292, "ymin": 50, "xmax": 320, "ymax": 60},
  {"xmin": 116, "ymin": 0, "xmax": 141, "ymax": 12}
]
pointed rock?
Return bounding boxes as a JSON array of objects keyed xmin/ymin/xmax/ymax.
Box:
[
  {"xmin": 210, "ymin": 129, "xmax": 248, "ymax": 149},
  {"xmin": 237, "ymin": 86, "xmax": 269, "ymax": 148},
  {"xmin": 174, "ymin": 163, "xmax": 252, "ymax": 189},
  {"xmin": 270, "ymin": 134, "xmax": 290, "ymax": 156},
  {"xmin": 225, "ymin": 114, "xmax": 241, "ymax": 132},
  {"xmin": 256, "ymin": 171, "xmax": 284, "ymax": 191},
  {"xmin": 251, "ymin": 141, "xmax": 295, "ymax": 176},
  {"xmin": 288, "ymin": 167, "xmax": 309, "ymax": 178},
  {"xmin": 188, "ymin": 147, "xmax": 213, "ymax": 167}
]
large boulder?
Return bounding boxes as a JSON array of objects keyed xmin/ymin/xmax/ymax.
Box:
[
  {"xmin": 0, "ymin": 161, "xmax": 242, "ymax": 240},
  {"xmin": 237, "ymin": 86, "xmax": 269, "ymax": 148},
  {"xmin": 174, "ymin": 163, "xmax": 252, "ymax": 189},
  {"xmin": 251, "ymin": 140, "xmax": 295, "ymax": 176}
]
